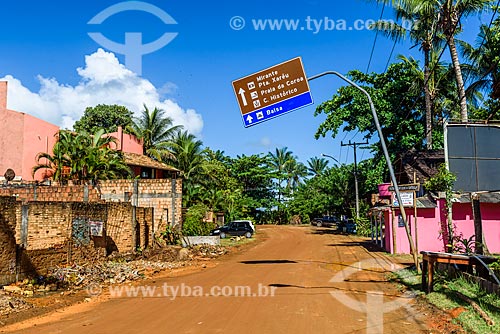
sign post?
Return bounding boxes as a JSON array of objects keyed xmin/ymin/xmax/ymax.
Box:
[{"xmin": 232, "ymin": 57, "xmax": 313, "ymax": 127}]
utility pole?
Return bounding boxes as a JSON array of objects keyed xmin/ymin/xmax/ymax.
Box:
[{"xmin": 341, "ymin": 140, "xmax": 368, "ymax": 220}]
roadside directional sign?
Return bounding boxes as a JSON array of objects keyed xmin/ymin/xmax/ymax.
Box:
[
  {"xmin": 232, "ymin": 57, "xmax": 313, "ymax": 127},
  {"xmin": 388, "ymin": 184, "xmax": 420, "ymax": 192}
]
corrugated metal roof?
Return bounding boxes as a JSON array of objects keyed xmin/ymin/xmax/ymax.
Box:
[
  {"xmin": 122, "ymin": 152, "xmax": 179, "ymax": 172},
  {"xmin": 453, "ymin": 192, "xmax": 500, "ymax": 204}
]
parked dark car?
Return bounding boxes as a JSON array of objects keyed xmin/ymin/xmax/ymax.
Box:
[
  {"xmin": 338, "ymin": 219, "xmax": 357, "ymax": 234},
  {"xmin": 311, "ymin": 215, "xmax": 340, "ymax": 228},
  {"xmin": 210, "ymin": 220, "xmax": 254, "ymax": 239}
]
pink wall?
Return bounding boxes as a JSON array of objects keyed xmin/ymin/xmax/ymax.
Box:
[
  {"xmin": 383, "ymin": 205, "xmax": 444, "ymax": 254},
  {"xmin": 383, "ymin": 199, "xmax": 500, "ymax": 254},
  {"xmin": 0, "ymin": 108, "xmax": 24, "ymax": 179},
  {"xmin": 106, "ymin": 126, "xmax": 143, "ymax": 155},
  {"xmin": 22, "ymin": 113, "xmax": 59, "ymax": 180}
]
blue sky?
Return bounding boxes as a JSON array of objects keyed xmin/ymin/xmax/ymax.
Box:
[{"xmin": 0, "ymin": 0, "xmax": 490, "ymax": 165}]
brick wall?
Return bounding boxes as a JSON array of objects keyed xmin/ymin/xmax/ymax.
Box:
[
  {"xmin": 0, "ymin": 183, "xmax": 102, "ymax": 203},
  {"xmin": 0, "ymin": 197, "xmax": 17, "ymax": 285},
  {"xmin": 0, "ymin": 178, "xmax": 183, "ymax": 235},
  {"xmin": 0, "ymin": 198, "xmax": 140, "ymax": 284},
  {"xmin": 98, "ymin": 179, "xmax": 183, "ymax": 234}
]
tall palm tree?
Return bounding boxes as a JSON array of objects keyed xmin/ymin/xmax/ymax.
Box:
[
  {"xmin": 460, "ymin": 19, "xmax": 500, "ymax": 119},
  {"xmin": 284, "ymin": 159, "xmax": 308, "ymax": 192},
  {"xmin": 306, "ymin": 157, "xmax": 329, "ymax": 177},
  {"xmin": 127, "ymin": 105, "xmax": 183, "ymax": 160},
  {"xmin": 430, "ymin": 0, "xmax": 494, "ymax": 122},
  {"xmin": 166, "ymin": 131, "xmax": 205, "ymax": 205},
  {"xmin": 267, "ymin": 147, "xmax": 294, "ymax": 203},
  {"xmin": 372, "ymin": 0, "xmax": 441, "ymax": 148}
]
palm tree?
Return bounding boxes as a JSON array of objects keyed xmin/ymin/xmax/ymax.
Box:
[
  {"xmin": 372, "ymin": 0, "xmax": 441, "ymax": 148},
  {"xmin": 430, "ymin": 0, "xmax": 494, "ymax": 122},
  {"xmin": 32, "ymin": 129, "xmax": 131, "ymax": 183},
  {"xmin": 267, "ymin": 147, "xmax": 294, "ymax": 203},
  {"xmin": 284, "ymin": 159, "xmax": 308, "ymax": 192},
  {"xmin": 460, "ymin": 19, "xmax": 500, "ymax": 119},
  {"xmin": 166, "ymin": 131, "xmax": 205, "ymax": 206},
  {"xmin": 306, "ymin": 157, "xmax": 329, "ymax": 177},
  {"xmin": 32, "ymin": 133, "xmax": 71, "ymax": 181},
  {"xmin": 127, "ymin": 104, "xmax": 183, "ymax": 160}
]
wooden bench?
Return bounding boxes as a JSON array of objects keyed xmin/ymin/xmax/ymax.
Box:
[{"xmin": 420, "ymin": 251, "xmax": 498, "ymax": 293}]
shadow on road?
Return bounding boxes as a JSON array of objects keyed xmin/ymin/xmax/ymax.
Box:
[
  {"xmin": 309, "ymin": 228, "xmax": 342, "ymax": 235},
  {"xmin": 240, "ymin": 260, "xmax": 298, "ymax": 264},
  {"xmin": 326, "ymin": 240, "xmax": 384, "ymax": 252}
]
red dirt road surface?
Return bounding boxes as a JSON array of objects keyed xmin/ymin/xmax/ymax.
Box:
[{"xmin": 2, "ymin": 226, "xmax": 433, "ymax": 334}]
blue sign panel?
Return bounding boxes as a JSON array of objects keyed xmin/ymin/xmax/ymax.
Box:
[
  {"xmin": 233, "ymin": 57, "xmax": 313, "ymax": 128},
  {"xmin": 242, "ymin": 91, "xmax": 313, "ymax": 127}
]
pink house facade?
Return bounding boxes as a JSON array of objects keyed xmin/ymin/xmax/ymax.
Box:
[
  {"xmin": 0, "ymin": 82, "xmax": 59, "ymax": 181},
  {"xmin": 372, "ymin": 192, "xmax": 500, "ymax": 255},
  {"xmin": 0, "ymin": 81, "xmax": 176, "ymax": 181}
]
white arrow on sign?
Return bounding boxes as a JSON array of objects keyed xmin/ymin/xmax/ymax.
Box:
[
  {"xmin": 246, "ymin": 115, "xmax": 253, "ymax": 124},
  {"xmin": 238, "ymin": 88, "xmax": 247, "ymax": 106}
]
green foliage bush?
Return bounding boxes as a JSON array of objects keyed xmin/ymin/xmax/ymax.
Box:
[{"xmin": 182, "ymin": 204, "xmax": 214, "ymax": 236}]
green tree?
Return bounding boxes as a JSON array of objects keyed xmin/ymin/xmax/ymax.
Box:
[
  {"xmin": 372, "ymin": 0, "xmax": 441, "ymax": 148},
  {"xmin": 267, "ymin": 147, "xmax": 294, "ymax": 204},
  {"xmin": 460, "ymin": 18, "xmax": 500, "ymax": 120},
  {"xmin": 315, "ymin": 61, "xmax": 429, "ymax": 156},
  {"xmin": 230, "ymin": 154, "xmax": 275, "ymax": 220},
  {"xmin": 33, "ymin": 129, "xmax": 131, "ymax": 183},
  {"xmin": 127, "ymin": 105, "xmax": 183, "ymax": 160},
  {"xmin": 74, "ymin": 104, "xmax": 133, "ymax": 134},
  {"xmin": 166, "ymin": 131, "xmax": 205, "ymax": 207},
  {"xmin": 306, "ymin": 157, "xmax": 329, "ymax": 177},
  {"xmin": 431, "ymin": 0, "xmax": 494, "ymax": 121}
]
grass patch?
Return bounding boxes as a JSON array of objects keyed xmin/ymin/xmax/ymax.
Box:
[{"xmin": 390, "ymin": 267, "xmax": 500, "ymax": 334}]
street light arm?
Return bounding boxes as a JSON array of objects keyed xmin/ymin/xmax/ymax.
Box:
[
  {"xmin": 321, "ymin": 153, "xmax": 341, "ymax": 166},
  {"xmin": 309, "ymin": 71, "xmax": 419, "ymax": 270}
]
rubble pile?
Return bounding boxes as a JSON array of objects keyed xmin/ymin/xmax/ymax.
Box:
[
  {"xmin": 0, "ymin": 294, "xmax": 32, "ymax": 317},
  {"xmin": 0, "ymin": 244, "xmax": 230, "ymax": 318},
  {"xmin": 190, "ymin": 245, "xmax": 228, "ymax": 259}
]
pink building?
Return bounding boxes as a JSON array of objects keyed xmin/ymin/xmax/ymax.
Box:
[
  {"xmin": 372, "ymin": 192, "xmax": 500, "ymax": 254},
  {"xmin": 0, "ymin": 81, "xmax": 177, "ymax": 181},
  {"xmin": 0, "ymin": 82, "xmax": 59, "ymax": 181}
]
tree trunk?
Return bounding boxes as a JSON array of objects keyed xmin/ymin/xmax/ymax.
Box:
[
  {"xmin": 447, "ymin": 36, "xmax": 468, "ymax": 122},
  {"xmin": 424, "ymin": 50, "xmax": 433, "ymax": 149}
]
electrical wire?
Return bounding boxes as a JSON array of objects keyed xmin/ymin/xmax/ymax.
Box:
[{"xmin": 366, "ymin": 2, "xmax": 386, "ymax": 73}]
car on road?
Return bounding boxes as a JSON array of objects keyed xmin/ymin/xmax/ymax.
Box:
[
  {"xmin": 311, "ymin": 215, "xmax": 340, "ymax": 228},
  {"xmin": 210, "ymin": 220, "xmax": 254, "ymax": 239}
]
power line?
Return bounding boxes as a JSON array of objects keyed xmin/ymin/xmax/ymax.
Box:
[
  {"xmin": 385, "ymin": 40, "xmax": 398, "ymax": 71},
  {"xmin": 366, "ymin": 2, "xmax": 386, "ymax": 73}
]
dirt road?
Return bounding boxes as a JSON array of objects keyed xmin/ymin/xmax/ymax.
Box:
[{"xmin": 3, "ymin": 226, "xmax": 431, "ymax": 334}]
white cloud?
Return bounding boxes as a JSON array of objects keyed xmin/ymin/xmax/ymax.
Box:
[{"xmin": 1, "ymin": 48, "xmax": 203, "ymax": 135}]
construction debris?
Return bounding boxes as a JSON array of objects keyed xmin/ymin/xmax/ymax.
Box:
[
  {"xmin": 0, "ymin": 295, "xmax": 33, "ymax": 316},
  {"xmin": 0, "ymin": 244, "xmax": 229, "ymax": 318}
]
